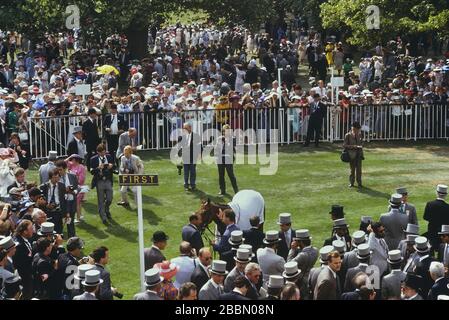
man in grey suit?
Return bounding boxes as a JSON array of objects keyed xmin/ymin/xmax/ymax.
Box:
[
  {"xmin": 92, "ymin": 246, "xmax": 119, "ymax": 300},
  {"xmin": 133, "ymin": 268, "xmax": 163, "ymax": 300},
  {"xmin": 287, "ymin": 229, "xmax": 318, "ymax": 300},
  {"xmin": 256, "ymin": 231, "xmax": 285, "ymax": 283},
  {"xmin": 116, "ymin": 128, "xmax": 139, "ymax": 159},
  {"xmin": 144, "ymin": 231, "xmax": 168, "ymax": 270},
  {"xmin": 314, "ymin": 250, "xmax": 342, "ymax": 300},
  {"xmin": 396, "ymin": 187, "xmax": 418, "ymax": 225},
  {"xmin": 117, "ymin": 145, "xmax": 144, "ymax": 206},
  {"xmin": 343, "ymin": 230, "xmax": 367, "ymax": 270},
  {"xmin": 73, "ymin": 269, "xmax": 103, "ymax": 300},
  {"xmin": 224, "ymin": 248, "xmax": 252, "ymax": 292},
  {"xmin": 398, "ymin": 224, "xmax": 419, "ymax": 266},
  {"xmin": 380, "ymin": 194, "xmax": 409, "ymax": 250},
  {"xmin": 368, "ymin": 222, "xmax": 389, "ymax": 277},
  {"xmin": 198, "ymin": 260, "xmax": 228, "ymax": 300},
  {"xmin": 309, "ymin": 245, "xmax": 333, "ymax": 299},
  {"xmin": 38, "ymin": 151, "xmax": 57, "ymax": 184},
  {"xmin": 381, "ymin": 250, "xmax": 406, "ymax": 300},
  {"xmin": 343, "ymin": 243, "xmax": 372, "ymax": 292}
]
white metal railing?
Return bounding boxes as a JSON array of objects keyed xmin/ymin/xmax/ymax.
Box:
[{"xmin": 28, "ymin": 104, "xmax": 449, "ymax": 160}]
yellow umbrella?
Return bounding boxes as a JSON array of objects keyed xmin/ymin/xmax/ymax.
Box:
[{"xmin": 97, "ymin": 65, "xmax": 120, "ymax": 75}]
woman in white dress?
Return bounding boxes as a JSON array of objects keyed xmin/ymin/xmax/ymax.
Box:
[
  {"xmin": 246, "ymin": 34, "xmax": 255, "ymax": 54},
  {"xmin": 374, "ymin": 57, "xmax": 384, "ymax": 82},
  {"xmin": 234, "ymin": 65, "xmax": 246, "ymax": 94}
]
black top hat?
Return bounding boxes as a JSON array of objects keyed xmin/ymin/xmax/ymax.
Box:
[
  {"xmin": 152, "ymin": 231, "xmax": 169, "ymax": 243},
  {"xmin": 329, "ymin": 205, "xmax": 344, "ymax": 218}
]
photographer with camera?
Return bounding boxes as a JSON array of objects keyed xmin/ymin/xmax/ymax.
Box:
[
  {"xmin": 55, "ymin": 160, "xmax": 78, "ymax": 238},
  {"xmin": 39, "ymin": 168, "xmax": 67, "ymax": 235},
  {"xmin": 117, "ymin": 145, "xmax": 144, "ymax": 207},
  {"xmin": 56, "ymin": 237, "xmax": 85, "ymax": 300}
]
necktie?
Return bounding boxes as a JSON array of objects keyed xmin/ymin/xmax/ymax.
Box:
[
  {"xmin": 380, "ymin": 238, "xmax": 388, "ymax": 254},
  {"xmin": 445, "ymin": 244, "xmax": 449, "ymax": 265},
  {"xmin": 285, "ymin": 232, "xmax": 290, "ymax": 248},
  {"xmin": 50, "ymin": 185, "xmax": 56, "ymax": 204}
]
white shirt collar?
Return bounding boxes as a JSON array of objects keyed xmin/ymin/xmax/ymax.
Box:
[
  {"xmin": 151, "ymin": 245, "xmax": 161, "ymax": 252},
  {"xmin": 233, "ymin": 288, "xmax": 244, "ymax": 296},
  {"xmin": 146, "ymin": 289, "xmax": 158, "ymax": 295},
  {"xmin": 408, "ymin": 293, "xmax": 419, "ymax": 300}
]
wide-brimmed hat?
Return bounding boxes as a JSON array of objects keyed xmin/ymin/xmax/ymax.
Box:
[
  {"xmin": 333, "ymin": 218, "xmax": 349, "ymax": 230},
  {"xmin": 154, "ymin": 261, "xmax": 179, "ymax": 280},
  {"xmin": 414, "ymin": 236, "xmax": 430, "ymax": 253},
  {"xmin": 352, "ymin": 231, "xmax": 366, "ymax": 247},
  {"xmin": 389, "ymin": 193, "xmax": 402, "ymax": 206},
  {"xmin": 438, "ymin": 225, "xmax": 449, "ymax": 235},
  {"xmin": 74, "ymin": 264, "xmax": 95, "ymax": 281},
  {"xmin": 277, "ymin": 213, "xmax": 292, "ymax": 225},
  {"xmin": 67, "ymin": 154, "xmax": 84, "ymax": 162},
  {"xmin": 319, "ymin": 245, "xmax": 334, "ymax": 264},
  {"xmin": 387, "ymin": 249, "xmax": 403, "ymax": 264},
  {"xmin": 144, "ymin": 268, "xmax": 164, "ymax": 287},
  {"xmin": 403, "ymin": 224, "xmax": 419, "ymax": 235},
  {"xmin": 233, "ymin": 248, "xmax": 253, "ymax": 263},
  {"xmin": 267, "ymin": 275, "xmax": 284, "ymax": 289},
  {"xmin": 282, "ymin": 261, "xmax": 301, "ymax": 279},
  {"xmin": 263, "ymin": 230, "xmax": 281, "ymax": 245},
  {"xmin": 356, "ymin": 243, "xmax": 372, "ymax": 260},
  {"xmin": 210, "ymin": 260, "xmax": 228, "ymax": 276},
  {"xmin": 436, "ymin": 184, "xmax": 448, "ymax": 195},
  {"xmin": 37, "ymin": 222, "xmax": 57, "ymax": 236},
  {"xmin": 329, "ymin": 205, "xmax": 344, "ymax": 218},
  {"xmin": 0, "ymin": 236, "xmax": 18, "ymax": 251},
  {"xmin": 82, "ymin": 269, "xmax": 104, "ymax": 286},
  {"xmin": 293, "ymin": 229, "xmax": 311, "ymax": 241},
  {"xmin": 228, "ymin": 230, "xmax": 245, "ymax": 246}
]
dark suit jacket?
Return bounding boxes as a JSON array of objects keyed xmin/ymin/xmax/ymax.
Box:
[
  {"xmin": 314, "ymin": 267, "xmax": 340, "ymax": 300},
  {"xmin": 90, "ymin": 154, "xmax": 114, "ymax": 188},
  {"xmin": 39, "ymin": 181, "xmax": 67, "ymax": 214},
  {"xmin": 12, "ymin": 236, "xmax": 33, "ymax": 281},
  {"xmin": 144, "ymin": 247, "xmax": 165, "ymax": 270},
  {"xmin": 182, "ymin": 224, "xmax": 204, "ymax": 254},
  {"xmin": 324, "ymin": 234, "xmax": 352, "ymax": 252},
  {"xmin": 424, "ymin": 199, "xmax": 449, "ymax": 248},
  {"xmin": 103, "ymin": 113, "xmax": 127, "ymax": 134},
  {"xmin": 94, "ymin": 263, "xmax": 113, "ymax": 300},
  {"xmin": 177, "ymin": 131, "xmax": 202, "ymax": 165},
  {"xmin": 309, "ymin": 101, "xmax": 327, "ymax": 123},
  {"xmin": 341, "ymin": 290, "xmax": 361, "ymax": 300},
  {"xmin": 278, "ymin": 229, "xmax": 295, "ymax": 261},
  {"xmin": 428, "ymin": 277, "xmax": 449, "ymax": 300},
  {"xmin": 438, "ymin": 243, "xmax": 449, "ymax": 265},
  {"xmin": 219, "ymin": 291, "xmax": 250, "ymax": 300},
  {"xmin": 243, "ymin": 228, "xmax": 265, "ymax": 258},
  {"xmin": 82, "ymin": 118, "xmax": 101, "ymax": 152},
  {"xmin": 190, "ymin": 265, "xmax": 209, "ymax": 290},
  {"xmin": 414, "ymin": 255, "xmax": 436, "ymax": 298},
  {"xmin": 57, "ymin": 252, "xmax": 80, "ymax": 296},
  {"xmin": 67, "ymin": 139, "xmax": 82, "ymax": 158}
]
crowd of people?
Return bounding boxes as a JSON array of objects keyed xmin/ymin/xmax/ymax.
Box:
[{"xmin": 1, "ymin": 23, "xmax": 449, "ymax": 300}]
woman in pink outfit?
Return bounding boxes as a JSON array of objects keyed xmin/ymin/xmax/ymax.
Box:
[{"xmin": 65, "ymin": 154, "xmax": 87, "ymax": 223}]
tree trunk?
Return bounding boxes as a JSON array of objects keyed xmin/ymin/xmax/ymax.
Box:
[{"xmin": 125, "ymin": 23, "xmax": 149, "ymax": 60}]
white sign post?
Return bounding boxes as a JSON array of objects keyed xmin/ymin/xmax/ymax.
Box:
[{"xmin": 75, "ymin": 84, "xmax": 91, "ymax": 101}]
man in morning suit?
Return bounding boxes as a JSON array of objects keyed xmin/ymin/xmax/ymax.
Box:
[
  {"xmin": 424, "ymin": 184, "xmax": 449, "ymax": 255},
  {"xmin": 182, "ymin": 213, "xmax": 204, "ymax": 254},
  {"xmin": 103, "ymin": 104, "xmax": 127, "ymax": 164},
  {"xmin": 277, "ymin": 213, "xmax": 295, "ymax": 261},
  {"xmin": 304, "ymin": 93, "xmax": 327, "ymax": 147},
  {"xmin": 144, "ymin": 231, "xmax": 168, "ymax": 270},
  {"xmin": 82, "ymin": 108, "xmax": 101, "ymax": 170}
]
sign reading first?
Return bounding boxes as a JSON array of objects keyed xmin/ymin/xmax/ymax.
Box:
[{"xmin": 119, "ymin": 174, "xmax": 159, "ymax": 186}]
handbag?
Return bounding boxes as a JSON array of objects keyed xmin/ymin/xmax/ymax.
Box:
[{"xmin": 340, "ymin": 149, "xmax": 350, "ymax": 163}]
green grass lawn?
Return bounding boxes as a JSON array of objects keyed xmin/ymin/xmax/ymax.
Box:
[{"xmin": 27, "ymin": 141, "xmax": 449, "ymax": 298}]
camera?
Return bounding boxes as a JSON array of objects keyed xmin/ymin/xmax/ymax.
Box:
[
  {"xmin": 113, "ymin": 291, "xmax": 123, "ymax": 299},
  {"xmin": 80, "ymin": 256, "xmax": 90, "ymax": 264}
]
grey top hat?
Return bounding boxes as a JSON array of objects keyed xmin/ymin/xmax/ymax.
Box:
[
  {"xmin": 0, "ymin": 236, "xmax": 18, "ymax": 251},
  {"xmin": 406, "ymin": 234, "xmax": 419, "ymax": 243},
  {"xmin": 210, "ymin": 260, "xmax": 229, "ymax": 276},
  {"xmin": 332, "ymin": 240, "xmax": 346, "ymax": 254},
  {"xmin": 48, "ymin": 150, "xmax": 58, "ymax": 160},
  {"xmin": 82, "ymin": 269, "xmax": 104, "ymax": 286},
  {"xmin": 352, "ymin": 231, "xmax": 366, "ymax": 246},
  {"xmin": 277, "ymin": 213, "xmax": 292, "ymax": 225},
  {"xmin": 333, "ymin": 218, "xmax": 349, "ymax": 229},
  {"xmin": 37, "ymin": 222, "xmax": 56, "ymax": 236},
  {"xmin": 356, "ymin": 243, "xmax": 372, "ymax": 260},
  {"xmin": 144, "ymin": 268, "xmax": 164, "ymax": 287},
  {"xmin": 263, "ymin": 230, "xmax": 281, "ymax": 245},
  {"xmin": 396, "ymin": 187, "xmax": 408, "ymax": 195},
  {"xmin": 293, "ymin": 229, "xmax": 311, "ymax": 241},
  {"xmin": 387, "ymin": 249, "xmax": 403, "ymax": 264},
  {"xmin": 267, "ymin": 275, "xmax": 284, "ymax": 289},
  {"xmin": 437, "ymin": 184, "xmax": 448, "ymax": 194},
  {"xmin": 438, "ymin": 225, "xmax": 449, "ymax": 235},
  {"xmin": 282, "ymin": 261, "xmax": 301, "ymax": 279},
  {"xmin": 319, "ymin": 245, "xmax": 334, "ymax": 263},
  {"xmin": 228, "ymin": 230, "xmax": 245, "ymax": 246},
  {"xmin": 414, "ymin": 236, "xmax": 430, "ymax": 252},
  {"xmin": 234, "ymin": 248, "xmax": 253, "ymax": 263},
  {"xmin": 72, "ymin": 126, "xmax": 83, "ymax": 134},
  {"xmin": 239, "ymin": 244, "xmax": 253, "ymax": 255},
  {"xmin": 389, "ymin": 193, "xmax": 403, "ymax": 206},
  {"xmin": 74, "ymin": 264, "xmax": 95, "ymax": 280},
  {"xmin": 404, "ymin": 223, "xmax": 419, "ymax": 235}
]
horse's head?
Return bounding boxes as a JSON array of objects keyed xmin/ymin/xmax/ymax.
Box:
[{"xmin": 196, "ymin": 198, "xmax": 214, "ymax": 231}]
